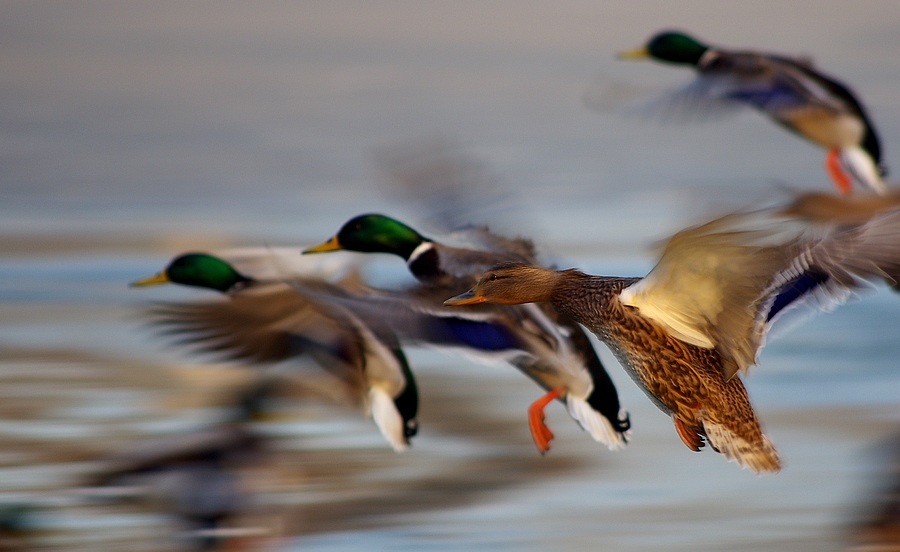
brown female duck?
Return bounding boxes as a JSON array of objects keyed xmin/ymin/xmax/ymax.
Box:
[{"xmin": 447, "ymin": 203, "xmax": 900, "ymax": 473}]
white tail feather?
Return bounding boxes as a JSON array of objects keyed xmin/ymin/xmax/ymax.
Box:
[
  {"xmin": 839, "ymin": 146, "xmax": 886, "ymax": 195},
  {"xmin": 369, "ymin": 387, "xmax": 408, "ymax": 452},
  {"xmin": 702, "ymin": 420, "xmax": 780, "ymax": 474},
  {"xmin": 566, "ymin": 395, "xmax": 628, "ymax": 451}
]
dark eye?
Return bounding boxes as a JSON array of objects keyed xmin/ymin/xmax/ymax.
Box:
[{"xmin": 488, "ymin": 273, "xmax": 498, "ymax": 281}]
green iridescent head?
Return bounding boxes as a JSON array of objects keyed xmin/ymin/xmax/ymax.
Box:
[
  {"xmin": 304, "ymin": 214, "xmax": 427, "ymax": 260},
  {"xmin": 130, "ymin": 253, "xmax": 252, "ymax": 293},
  {"xmin": 620, "ymin": 31, "xmax": 710, "ymax": 66}
]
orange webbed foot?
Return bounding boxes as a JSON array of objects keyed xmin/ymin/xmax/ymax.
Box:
[
  {"xmin": 826, "ymin": 148, "xmax": 854, "ymax": 195},
  {"xmin": 528, "ymin": 387, "xmax": 565, "ymax": 455},
  {"xmin": 674, "ymin": 417, "xmax": 704, "ymax": 452}
]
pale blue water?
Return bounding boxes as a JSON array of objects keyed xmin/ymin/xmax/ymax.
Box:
[{"xmin": 2, "ymin": 2, "xmax": 900, "ymax": 550}]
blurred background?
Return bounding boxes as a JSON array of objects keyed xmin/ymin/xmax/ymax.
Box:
[{"xmin": 2, "ymin": 1, "xmax": 900, "ymax": 550}]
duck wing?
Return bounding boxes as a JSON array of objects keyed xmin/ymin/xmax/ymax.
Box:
[
  {"xmin": 620, "ymin": 203, "xmax": 900, "ymax": 379},
  {"xmin": 426, "ymin": 240, "xmax": 534, "ymax": 286},
  {"xmin": 634, "ymin": 51, "xmax": 846, "ymax": 124},
  {"xmin": 444, "ymin": 225, "xmax": 536, "ymax": 261},
  {"xmin": 699, "ymin": 52, "xmax": 849, "ymax": 113},
  {"xmin": 374, "ymin": 137, "xmax": 540, "ymax": 248},
  {"xmin": 780, "ymin": 189, "xmax": 900, "ymax": 224},
  {"xmin": 147, "ymin": 281, "xmax": 376, "ymax": 397}
]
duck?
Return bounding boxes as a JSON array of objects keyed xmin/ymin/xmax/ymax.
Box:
[
  {"xmin": 445, "ymin": 201, "xmax": 900, "ymax": 473},
  {"xmin": 84, "ymin": 380, "xmax": 273, "ymax": 550},
  {"xmin": 618, "ymin": 30, "xmax": 887, "ymax": 195},
  {"xmin": 304, "ymin": 213, "xmax": 630, "ymax": 453},
  {"xmin": 130, "ymin": 252, "xmax": 419, "ymax": 452}
]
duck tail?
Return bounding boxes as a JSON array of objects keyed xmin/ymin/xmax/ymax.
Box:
[
  {"xmin": 702, "ymin": 420, "xmax": 781, "ymax": 474},
  {"xmin": 836, "ymin": 146, "xmax": 887, "ymax": 195},
  {"xmin": 368, "ymin": 387, "xmax": 409, "ymax": 452},
  {"xmin": 565, "ymin": 395, "xmax": 629, "ymax": 451}
]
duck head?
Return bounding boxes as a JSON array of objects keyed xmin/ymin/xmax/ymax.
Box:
[
  {"xmin": 130, "ymin": 253, "xmax": 252, "ymax": 293},
  {"xmin": 304, "ymin": 214, "xmax": 427, "ymax": 260},
  {"xmin": 444, "ymin": 262, "xmax": 558, "ymax": 306},
  {"xmin": 619, "ymin": 31, "xmax": 710, "ymax": 66}
]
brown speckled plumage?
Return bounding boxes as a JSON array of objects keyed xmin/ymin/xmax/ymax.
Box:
[
  {"xmin": 448, "ymin": 203, "xmax": 900, "ymax": 473},
  {"xmin": 450, "ymin": 264, "xmax": 780, "ymax": 473},
  {"xmin": 550, "ymin": 272, "xmax": 778, "ymax": 473}
]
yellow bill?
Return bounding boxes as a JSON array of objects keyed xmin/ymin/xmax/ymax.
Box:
[
  {"xmin": 129, "ymin": 272, "xmax": 170, "ymax": 287},
  {"xmin": 617, "ymin": 46, "xmax": 651, "ymax": 60},
  {"xmin": 303, "ymin": 236, "xmax": 342, "ymax": 254}
]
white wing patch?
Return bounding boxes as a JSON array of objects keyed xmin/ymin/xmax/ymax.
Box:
[{"xmin": 839, "ymin": 146, "xmax": 886, "ymax": 194}]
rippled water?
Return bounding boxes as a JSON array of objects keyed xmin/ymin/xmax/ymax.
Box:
[{"xmin": 2, "ymin": 2, "xmax": 900, "ymax": 550}]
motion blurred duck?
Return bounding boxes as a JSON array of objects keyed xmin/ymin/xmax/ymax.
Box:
[
  {"xmin": 131, "ymin": 252, "xmax": 419, "ymax": 452},
  {"xmin": 305, "ymin": 214, "xmax": 630, "ymax": 454},
  {"xmin": 446, "ymin": 198, "xmax": 900, "ymax": 473},
  {"xmin": 619, "ymin": 30, "xmax": 887, "ymax": 195},
  {"xmin": 84, "ymin": 381, "xmax": 274, "ymax": 550}
]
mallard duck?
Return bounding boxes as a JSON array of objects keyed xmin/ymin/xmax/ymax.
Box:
[
  {"xmin": 85, "ymin": 381, "xmax": 272, "ymax": 549},
  {"xmin": 305, "ymin": 214, "xmax": 630, "ymax": 453},
  {"xmin": 446, "ymin": 201, "xmax": 900, "ymax": 473},
  {"xmin": 619, "ymin": 31, "xmax": 887, "ymax": 195},
  {"xmin": 131, "ymin": 252, "xmax": 419, "ymax": 452}
]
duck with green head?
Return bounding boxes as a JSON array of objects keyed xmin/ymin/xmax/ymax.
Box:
[
  {"xmin": 131, "ymin": 252, "xmax": 253, "ymax": 293},
  {"xmin": 619, "ymin": 30, "xmax": 887, "ymax": 195},
  {"xmin": 306, "ymin": 214, "xmax": 631, "ymax": 454},
  {"xmin": 131, "ymin": 252, "xmax": 419, "ymax": 452},
  {"xmin": 445, "ymin": 200, "xmax": 900, "ymax": 473},
  {"xmin": 304, "ymin": 213, "xmax": 533, "ymax": 285}
]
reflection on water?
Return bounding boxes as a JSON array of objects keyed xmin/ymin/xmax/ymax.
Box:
[{"xmin": 2, "ymin": 1, "xmax": 900, "ymax": 550}]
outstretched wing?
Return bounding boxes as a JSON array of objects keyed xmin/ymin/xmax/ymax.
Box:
[
  {"xmin": 374, "ymin": 137, "xmax": 540, "ymax": 251},
  {"xmin": 621, "ymin": 203, "xmax": 900, "ymax": 379},
  {"xmin": 146, "ymin": 281, "xmax": 370, "ymax": 395},
  {"xmin": 698, "ymin": 52, "xmax": 847, "ymax": 116},
  {"xmin": 618, "ymin": 51, "xmax": 846, "ymax": 125}
]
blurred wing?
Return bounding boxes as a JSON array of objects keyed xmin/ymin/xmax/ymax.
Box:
[
  {"xmin": 444, "ymin": 226, "xmax": 537, "ymax": 262},
  {"xmin": 373, "ymin": 137, "xmax": 537, "ymax": 241},
  {"xmin": 425, "ymin": 239, "xmax": 535, "ymax": 286},
  {"xmin": 620, "ymin": 52, "xmax": 845, "ymax": 125},
  {"xmin": 621, "ymin": 206, "xmax": 900, "ymax": 379},
  {"xmin": 779, "ymin": 190, "xmax": 900, "ymax": 225},
  {"xmin": 620, "ymin": 211, "xmax": 797, "ymax": 377},
  {"xmin": 291, "ymin": 279, "xmax": 531, "ymax": 357},
  {"xmin": 583, "ymin": 72, "xmax": 745, "ymax": 123},
  {"xmin": 697, "ymin": 52, "xmax": 847, "ymax": 118},
  {"xmin": 147, "ymin": 282, "xmax": 368, "ymax": 394},
  {"xmin": 629, "ymin": 76, "xmax": 747, "ymax": 123},
  {"xmin": 807, "ymin": 208, "xmax": 900, "ymax": 288}
]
